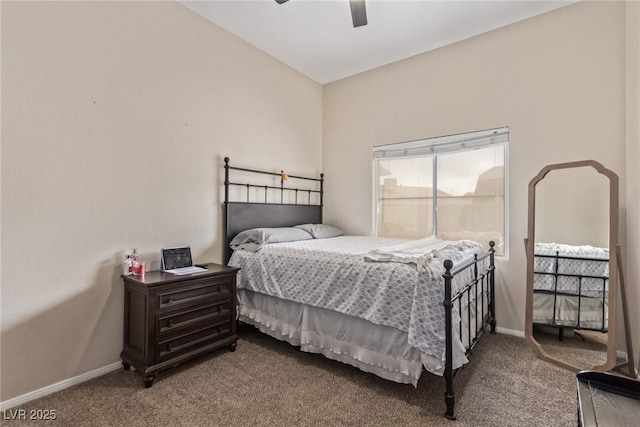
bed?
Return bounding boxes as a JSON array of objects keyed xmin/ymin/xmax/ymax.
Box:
[
  {"xmin": 533, "ymin": 242, "xmax": 609, "ymax": 339},
  {"xmin": 222, "ymin": 157, "xmax": 496, "ymax": 420}
]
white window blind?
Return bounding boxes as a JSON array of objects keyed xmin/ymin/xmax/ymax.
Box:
[{"xmin": 373, "ymin": 127, "xmax": 509, "ymax": 159}]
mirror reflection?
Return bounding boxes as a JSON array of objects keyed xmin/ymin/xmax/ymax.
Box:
[{"xmin": 531, "ymin": 165, "xmax": 611, "ymax": 370}]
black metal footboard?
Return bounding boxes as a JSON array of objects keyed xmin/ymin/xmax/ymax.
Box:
[
  {"xmin": 442, "ymin": 241, "xmax": 496, "ymax": 420},
  {"xmin": 533, "ymin": 252, "xmax": 608, "ymax": 338}
]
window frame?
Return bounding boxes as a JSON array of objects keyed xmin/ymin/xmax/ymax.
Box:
[{"xmin": 372, "ymin": 127, "xmax": 509, "ymax": 259}]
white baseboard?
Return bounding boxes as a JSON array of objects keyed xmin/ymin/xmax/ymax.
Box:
[
  {"xmin": 495, "ymin": 326, "xmax": 525, "ymax": 338},
  {"xmin": 0, "ymin": 361, "xmax": 122, "ymax": 411}
]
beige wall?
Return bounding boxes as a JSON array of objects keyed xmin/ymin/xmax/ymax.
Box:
[
  {"xmin": 323, "ymin": 1, "xmax": 629, "ymax": 337},
  {"xmin": 625, "ymin": 0, "xmax": 640, "ymax": 371},
  {"xmin": 1, "ymin": 1, "xmax": 322, "ymax": 401},
  {"xmin": 535, "ymin": 167, "xmax": 609, "ymax": 248}
]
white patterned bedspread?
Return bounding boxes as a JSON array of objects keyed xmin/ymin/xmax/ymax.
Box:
[
  {"xmin": 534, "ymin": 242, "xmax": 609, "ymax": 297},
  {"xmin": 229, "ymin": 236, "xmax": 486, "ymax": 373}
]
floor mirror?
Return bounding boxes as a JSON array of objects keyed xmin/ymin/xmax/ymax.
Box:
[{"xmin": 524, "ymin": 160, "xmax": 635, "ymax": 374}]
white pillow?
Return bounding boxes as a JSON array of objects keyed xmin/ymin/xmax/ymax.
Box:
[
  {"xmin": 294, "ymin": 224, "xmax": 344, "ymax": 239},
  {"xmin": 229, "ymin": 227, "xmax": 313, "ymax": 252}
]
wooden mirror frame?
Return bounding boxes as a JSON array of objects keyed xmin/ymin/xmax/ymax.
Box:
[{"xmin": 525, "ymin": 160, "xmax": 619, "ymax": 372}]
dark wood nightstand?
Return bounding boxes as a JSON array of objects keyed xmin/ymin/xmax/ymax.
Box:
[{"xmin": 120, "ymin": 263, "xmax": 240, "ymax": 387}]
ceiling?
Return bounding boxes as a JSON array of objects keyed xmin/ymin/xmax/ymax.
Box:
[{"xmin": 180, "ymin": 0, "xmax": 576, "ymax": 84}]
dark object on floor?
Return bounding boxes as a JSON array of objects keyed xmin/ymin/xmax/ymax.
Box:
[{"xmin": 576, "ymin": 370, "xmax": 640, "ymax": 427}]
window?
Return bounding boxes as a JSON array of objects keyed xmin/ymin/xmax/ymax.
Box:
[{"xmin": 373, "ymin": 127, "xmax": 508, "ymax": 257}]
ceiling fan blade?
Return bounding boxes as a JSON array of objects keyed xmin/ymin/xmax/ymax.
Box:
[
  {"xmin": 276, "ymin": 0, "xmax": 367, "ymax": 28},
  {"xmin": 350, "ymin": 0, "xmax": 367, "ymax": 27}
]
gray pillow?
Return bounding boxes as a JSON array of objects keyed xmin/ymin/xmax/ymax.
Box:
[
  {"xmin": 294, "ymin": 224, "xmax": 344, "ymax": 239},
  {"xmin": 229, "ymin": 227, "xmax": 313, "ymax": 252}
]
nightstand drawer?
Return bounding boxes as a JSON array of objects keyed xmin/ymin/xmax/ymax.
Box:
[
  {"xmin": 155, "ymin": 320, "xmax": 232, "ymax": 362},
  {"xmin": 121, "ymin": 263, "xmax": 239, "ymax": 387},
  {"xmin": 156, "ymin": 278, "xmax": 232, "ymax": 311},
  {"xmin": 157, "ymin": 300, "xmax": 232, "ymax": 336}
]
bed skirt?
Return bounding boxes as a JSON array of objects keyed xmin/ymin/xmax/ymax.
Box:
[
  {"xmin": 532, "ymin": 292, "xmax": 608, "ymax": 330},
  {"xmin": 237, "ymin": 289, "xmax": 471, "ymax": 386}
]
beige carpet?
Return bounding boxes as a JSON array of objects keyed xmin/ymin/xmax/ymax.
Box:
[
  {"xmin": 534, "ymin": 327, "xmax": 608, "ymax": 369},
  {"xmin": 5, "ymin": 327, "xmax": 578, "ymax": 426}
]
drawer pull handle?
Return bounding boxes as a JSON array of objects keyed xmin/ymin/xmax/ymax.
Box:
[
  {"xmin": 167, "ymin": 344, "xmax": 174, "ymax": 352},
  {"xmin": 168, "ymin": 297, "xmax": 175, "ymax": 304},
  {"xmin": 168, "ymin": 320, "xmax": 175, "ymax": 327}
]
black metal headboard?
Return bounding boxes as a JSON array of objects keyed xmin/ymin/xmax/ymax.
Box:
[{"xmin": 223, "ymin": 157, "xmax": 324, "ymax": 263}]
